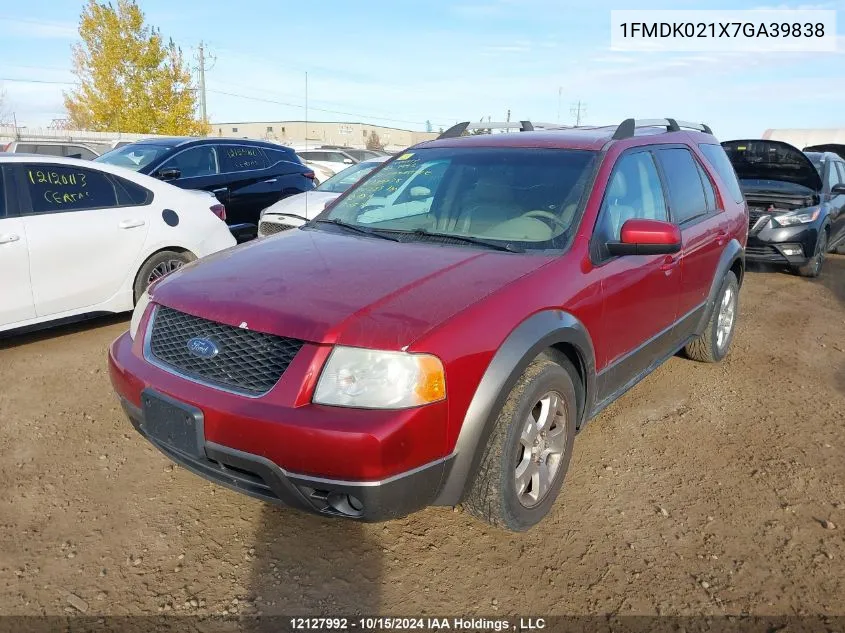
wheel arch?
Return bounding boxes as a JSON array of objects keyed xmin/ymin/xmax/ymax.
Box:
[
  {"xmin": 434, "ymin": 309, "xmax": 596, "ymax": 507},
  {"xmin": 694, "ymin": 238, "xmax": 744, "ymax": 336}
]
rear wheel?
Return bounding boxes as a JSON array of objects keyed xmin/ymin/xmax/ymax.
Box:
[
  {"xmin": 464, "ymin": 353, "xmax": 579, "ymax": 531},
  {"xmin": 796, "ymin": 229, "xmax": 828, "ymax": 278},
  {"xmin": 133, "ymin": 250, "xmax": 194, "ymax": 303},
  {"xmin": 685, "ymin": 271, "xmax": 739, "ymax": 363}
]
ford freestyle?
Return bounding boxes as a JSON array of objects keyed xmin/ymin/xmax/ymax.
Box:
[{"xmin": 109, "ymin": 118, "xmax": 747, "ymax": 531}]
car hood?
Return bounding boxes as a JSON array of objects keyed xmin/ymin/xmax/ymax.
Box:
[
  {"xmin": 722, "ymin": 139, "xmax": 822, "ymax": 191},
  {"xmin": 261, "ymin": 191, "xmax": 340, "ymax": 221},
  {"xmin": 150, "ymin": 227, "xmax": 550, "ymax": 348}
]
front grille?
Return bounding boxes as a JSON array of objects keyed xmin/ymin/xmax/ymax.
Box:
[
  {"xmin": 748, "ymin": 208, "xmax": 770, "ymax": 230},
  {"xmin": 258, "ymin": 220, "xmax": 295, "ymax": 237},
  {"xmin": 147, "ymin": 306, "xmax": 304, "ymax": 396}
]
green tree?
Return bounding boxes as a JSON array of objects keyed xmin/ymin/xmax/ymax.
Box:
[{"xmin": 64, "ymin": 0, "xmax": 207, "ymax": 135}]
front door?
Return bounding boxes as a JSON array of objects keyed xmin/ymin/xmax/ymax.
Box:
[{"xmin": 591, "ymin": 149, "xmax": 682, "ymax": 403}]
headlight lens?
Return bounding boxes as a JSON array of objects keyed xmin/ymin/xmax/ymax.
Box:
[
  {"xmin": 313, "ymin": 346, "xmax": 446, "ymax": 409},
  {"xmin": 772, "ymin": 207, "xmax": 820, "ymax": 227},
  {"xmin": 129, "ymin": 290, "xmax": 152, "ymax": 340}
]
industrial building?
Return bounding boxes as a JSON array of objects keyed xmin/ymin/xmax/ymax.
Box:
[
  {"xmin": 762, "ymin": 128, "xmax": 845, "ymax": 148},
  {"xmin": 211, "ymin": 120, "xmax": 439, "ymax": 151}
]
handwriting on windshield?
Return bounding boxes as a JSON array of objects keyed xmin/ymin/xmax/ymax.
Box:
[
  {"xmin": 346, "ymin": 159, "xmax": 424, "ymax": 201},
  {"xmin": 28, "ymin": 169, "xmax": 92, "ymax": 206}
]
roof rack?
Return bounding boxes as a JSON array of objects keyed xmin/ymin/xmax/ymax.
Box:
[
  {"xmin": 611, "ymin": 118, "xmax": 713, "ymax": 140},
  {"xmin": 436, "ymin": 118, "xmax": 713, "ymax": 141}
]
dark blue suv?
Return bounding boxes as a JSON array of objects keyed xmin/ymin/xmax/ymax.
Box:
[{"xmin": 96, "ymin": 137, "xmax": 315, "ymax": 241}]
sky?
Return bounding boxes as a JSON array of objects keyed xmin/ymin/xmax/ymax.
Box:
[{"xmin": 1, "ymin": 0, "xmax": 844, "ymax": 140}]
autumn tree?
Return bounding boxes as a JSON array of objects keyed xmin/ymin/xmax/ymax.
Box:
[
  {"xmin": 366, "ymin": 131, "xmax": 384, "ymax": 150},
  {"xmin": 64, "ymin": 0, "xmax": 207, "ymax": 135}
]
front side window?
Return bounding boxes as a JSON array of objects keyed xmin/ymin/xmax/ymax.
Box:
[
  {"xmin": 321, "ymin": 147, "xmax": 598, "ymax": 251},
  {"xmin": 656, "ymin": 148, "xmax": 707, "ymax": 224},
  {"xmin": 836, "ymin": 162, "xmax": 845, "ymax": 185},
  {"xmin": 23, "ymin": 164, "xmax": 120, "ymax": 214},
  {"xmin": 593, "ymin": 151, "xmax": 667, "ymax": 259},
  {"xmin": 826, "ymin": 159, "xmax": 840, "ymax": 191},
  {"xmin": 160, "ymin": 146, "xmax": 219, "ymax": 178},
  {"xmin": 699, "ymin": 143, "xmax": 744, "ymax": 204}
]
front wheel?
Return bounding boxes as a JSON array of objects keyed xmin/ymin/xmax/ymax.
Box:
[
  {"xmin": 463, "ymin": 353, "xmax": 580, "ymax": 531},
  {"xmin": 796, "ymin": 229, "xmax": 828, "ymax": 278},
  {"xmin": 685, "ymin": 271, "xmax": 739, "ymax": 363}
]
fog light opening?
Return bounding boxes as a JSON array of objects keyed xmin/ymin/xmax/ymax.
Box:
[
  {"xmin": 326, "ymin": 491, "xmax": 365, "ymax": 517},
  {"xmin": 781, "ymin": 245, "xmax": 804, "ymax": 257}
]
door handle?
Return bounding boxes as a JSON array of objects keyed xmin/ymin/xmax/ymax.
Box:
[
  {"xmin": 262, "ymin": 178, "xmax": 277, "ymax": 184},
  {"xmin": 659, "ymin": 255, "xmax": 680, "ymax": 274},
  {"xmin": 118, "ymin": 219, "xmax": 145, "ymax": 229},
  {"xmin": 0, "ymin": 233, "xmax": 20, "ymax": 244},
  {"xmin": 716, "ymin": 230, "xmax": 728, "ymax": 246},
  {"xmin": 212, "ymin": 187, "xmax": 229, "ymax": 195}
]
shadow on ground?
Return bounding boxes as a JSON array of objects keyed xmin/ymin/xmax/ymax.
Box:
[
  {"xmin": 0, "ymin": 313, "xmax": 129, "ymax": 350},
  {"xmin": 247, "ymin": 506, "xmax": 382, "ymax": 630}
]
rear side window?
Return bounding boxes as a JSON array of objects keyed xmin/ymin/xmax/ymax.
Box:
[
  {"xmin": 16, "ymin": 143, "xmax": 38, "ymax": 154},
  {"xmin": 64, "ymin": 145, "xmax": 97, "ymax": 160},
  {"xmin": 699, "ymin": 143, "xmax": 743, "ymax": 204},
  {"xmin": 113, "ymin": 175, "xmax": 152, "ymax": 205},
  {"xmin": 219, "ymin": 145, "xmax": 268, "ymax": 172},
  {"xmin": 655, "ymin": 148, "xmax": 707, "ymax": 224},
  {"xmin": 23, "ymin": 164, "xmax": 119, "ymax": 214},
  {"xmin": 0, "ymin": 168, "xmax": 6, "ymax": 218},
  {"xmin": 264, "ymin": 148, "xmax": 297, "ymax": 166},
  {"xmin": 836, "ymin": 162, "xmax": 845, "ymax": 184}
]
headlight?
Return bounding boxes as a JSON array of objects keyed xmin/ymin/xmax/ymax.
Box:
[
  {"xmin": 129, "ymin": 290, "xmax": 152, "ymax": 340},
  {"xmin": 772, "ymin": 207, "xmax": 820, "ymax": 227},
  {"xmin": 313, "ymin": 346, "xmax": 446, "ymax": 409}
]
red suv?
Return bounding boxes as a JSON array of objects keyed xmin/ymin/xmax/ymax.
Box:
[{"xmin": 109, "ymin": 118, "xmax": 747, "ymax": 531}]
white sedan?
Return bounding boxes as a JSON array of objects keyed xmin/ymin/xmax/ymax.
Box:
[
  {"xmin": 0, "ymin": 155, "xmax": 236, "ymax": 334},
  {"xmin": 258, "ymin": 156, "xmax": 389, "ymax": 236}
]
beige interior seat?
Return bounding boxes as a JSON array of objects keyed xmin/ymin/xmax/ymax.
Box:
[{"xmin": 453, "ymin": 172, "xmax": 520, "ymax": 233}]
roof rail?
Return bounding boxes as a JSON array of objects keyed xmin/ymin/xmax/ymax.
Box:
[
  {"xmin": 612, "ymin": 118, "xmax": 713, "ymax": 140},
  {"xmin": 437, "ymin": 120, "xmax": 541, "ymax": 139}
]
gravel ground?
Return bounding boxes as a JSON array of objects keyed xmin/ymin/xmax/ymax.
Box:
[{"xmin": 1, "ymin": 256, "xmax": 844, "ymax": 622}]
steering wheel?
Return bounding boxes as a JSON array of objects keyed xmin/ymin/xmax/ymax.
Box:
[{"xmin": 522, "ymin": 210, "xmax": 569, "ymax": 231}]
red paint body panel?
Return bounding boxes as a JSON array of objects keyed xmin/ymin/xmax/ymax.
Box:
[
  {"xmin": 108, "ymin": 127, "xmax": 748, "ymax": 491},
  {"xmin": 620, "ymin": 219, "xmax": 682, "ymax": 245}
]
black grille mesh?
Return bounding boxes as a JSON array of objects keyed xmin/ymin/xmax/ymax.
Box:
[
  {"xmin": 148, "ymin": 306, "xmax": 304, "ymax": 395},
  {"xmin": 258, "ymin": 221, "xmax": 296, "ymax": 237},
  {"xmin": 748, "ymin": 208, "xmax": 770, "ymax": 229}
]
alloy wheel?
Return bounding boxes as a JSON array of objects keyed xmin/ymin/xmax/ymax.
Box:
[
  {"xmin": 514, "ymin": 391, "xmax": 568, "ymax": 508},
  {"xmin": 716, "ymin": 286, "xmax": 736, "ymax": 350}
]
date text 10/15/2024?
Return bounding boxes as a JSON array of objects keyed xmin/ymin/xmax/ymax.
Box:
[{"xmin": 289, "ymin": 617, "xmax": 547, "ymax": 631}]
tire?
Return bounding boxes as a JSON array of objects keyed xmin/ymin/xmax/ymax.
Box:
[
  {"xmin": 463, "ymin": 352, "xmax": 580, "ymax": 532},
  {"xmin": 796, "ymin": 229, "xmax": 828, "ymax": 278},
  {"xmin": 133, "ymin": 250, "xmax": 194, "ymax": 303},
  {"xmin": 685, "ymin": 271, "xmax": 739, "ymax": 363}
]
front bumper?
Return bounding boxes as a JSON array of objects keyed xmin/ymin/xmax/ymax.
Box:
[
  {"xmin": 120, "ymin": 395, "xmax": 451, "ymax": 521},
  {"xmin": 745, "ymin": 221, "xmax": 820, "ymax": 265},
  {"xmin": 108, "ymin": 330, "xmax": 453, "ymax": 520}
]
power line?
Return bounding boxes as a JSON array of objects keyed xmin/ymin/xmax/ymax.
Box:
[
  {"xmin": 206, "ymin": 89, "xmax": 450, "ymax": 127},
  {"xmin": 0, "ymin": 77, "xmax": 74, "ymax": 85}
]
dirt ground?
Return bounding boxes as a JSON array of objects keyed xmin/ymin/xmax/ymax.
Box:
[{"xmin": 1, "ymin": 256, "xmax": 844, "ymax": 622}]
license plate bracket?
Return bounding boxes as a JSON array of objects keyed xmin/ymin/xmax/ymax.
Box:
[{"xmin": 141, "ymin": 389, "xmax": 205, "ymax": 458}]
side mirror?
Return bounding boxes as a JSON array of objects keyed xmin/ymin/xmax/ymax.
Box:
[
  {"xmin": 409, "ymin": 186, "xmax": 431, "ymax": 198},
  {"xmin": 831, "ymin": 184, "xmax": 845, "ymax": 195},
  {"xmin": 607, "ymin": 219, "xmax": 682, "ymax": 256},
  {"xmin": 343, "ymin": 158, "xmax": 353, "ymax": 164},
  {"xmin": 157, "ymin": 167, "xmax": 181, "ymax": 181}
]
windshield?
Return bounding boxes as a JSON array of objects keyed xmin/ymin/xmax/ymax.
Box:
[
  {"xmin": 316, "ymin": 161, "xmax": 381, "ymax": 193},
  {"xmin": 95, "ymin": 144, "xmax": 173, "ymax": 171},
  {"xmin": 320, "ymin": 147, "xmax": 598, "ymax": 251},
  {"xmin": 805, "ymin": 151, "xmax": 824, "ymax": 176}
]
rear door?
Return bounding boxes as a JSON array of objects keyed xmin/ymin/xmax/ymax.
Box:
[
  {"xmin": 0, "ymin": 166, "xmax": 36, "ymax": 326},
  {"xmin": 654, "ymin": 147, "xmax": 727, "ymax": 329},
  {"xmin": 18, "ymin": 163, "xmax": 152, "ymax": 316},
  {"xmin": 155, "ymin": 144, "xmax": 227, "ymax": 203},
  {"xmin": 216, "ymin": 144, "xmax": 286, "ymax": 226}
]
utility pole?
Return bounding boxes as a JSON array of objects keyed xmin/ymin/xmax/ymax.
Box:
[
  {"xmin": 198, "ymin": 42, "xmax": 207, "ymax": 123},
  {"xmin": 506, "ymin": 109, "xmax": 511, "ymax": 122},
  {"xmin": 305, "ymin": 71, "xmax": 309, "ymax": 150},
  {"xmin": 570, "ymin": 100, "xmax": 586, "ymax": 126}
]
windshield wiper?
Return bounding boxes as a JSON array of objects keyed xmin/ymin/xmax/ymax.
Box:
[
  {"xmin": 312, "ymin": 219, "xmax": 400, "ymax": 241},
  {"xmin": 407, "ymin": 229, "xmax": 524, "ymax": 253}
]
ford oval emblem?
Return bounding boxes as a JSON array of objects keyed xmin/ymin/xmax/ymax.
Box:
[{"xmin": 186, "ymin": 337, "xmax": 219, "ymax": 359}]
